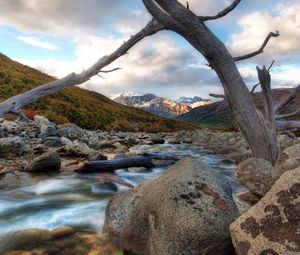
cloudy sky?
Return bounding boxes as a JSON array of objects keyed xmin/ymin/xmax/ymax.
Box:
[{"xmin": 0, "ymin": 0, "xmax": 299, "ymax": 100}]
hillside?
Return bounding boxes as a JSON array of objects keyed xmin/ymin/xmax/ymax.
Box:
[
  {"xmin": 0, "ymin": 53, "xmax": 194, "ymax": 132},
  {"xmin": 177, "ymin": 89, "xmax": 300, "ymax": 129}
]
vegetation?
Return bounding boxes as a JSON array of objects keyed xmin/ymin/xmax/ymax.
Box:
[{"xmin": 0, "ymin": 53, "xmax": 195, "ymax": 132}]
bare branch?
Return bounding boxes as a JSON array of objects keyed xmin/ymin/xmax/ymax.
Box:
[
  {"xmin": 275, "ymin": 84, "xmax": 300, "ymax": 113},
  {"xmin": 209, "ymin": 93, "xmax": 225, "ymax": 99},
  {"xmin": 99, "ymin": 68, "xmax": 122, "ymax": 73},
  {"xmin": 276, "ymin": 109, "xmax": 300, "ymax": 119},
  {"xmin": 0, "ymin": 19, "xmax": 163, "ymax": 117},
  {"xmin": 233, "ymin": 31, "xmax": 280, "ymax": 62},
  {"xmin": 200, "ymin": 0, "xmax": 241, "ymax": 21},
  {"xmin": 250, "ymin": 82, "xmax": 260, "ymax": 95}
]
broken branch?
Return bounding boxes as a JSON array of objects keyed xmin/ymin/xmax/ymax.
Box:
[
  {"xmin": 200, "ymin": 0, "xmax": 241, "ymax": 21},
  {"xmin": 0, "ymin": 19, "xmax": 163, "ymax": 117},
  {"xmin": 233, "ymin": 31, "xmax": 280, "ymax": 62}
]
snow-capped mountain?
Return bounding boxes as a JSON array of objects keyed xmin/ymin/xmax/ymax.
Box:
[
  {"xmin": 111, "ymin": 92, "xmax": 191, "ymax": 118},
  {"xmin": 175, "ymin": 96, "xmax": 213, "ymax": 108}
]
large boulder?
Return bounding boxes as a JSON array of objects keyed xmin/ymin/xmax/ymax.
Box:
[
  {"xmin": 237, "ymin": 158, "xmax": 275, "ymax": 197},
  {"xmin": 2, "ymin": 120, "xmax": 19, "ymax": 133},
  {"xmin": 26, "ymin": 152, "xmax": 61, "ymax": 172},
  {"xmin": 0, "ymin": 137, "xmax": 25, "ymax": 159},
  {"xmin": 104, "ymin": 157, "xmax": 239, "ymax": 255},
  {"xmin": 230, "ymin": 167, "xmax": 300, "ymax": 255},
  {"xmin": 274, "ymin": 144, "xmax": 300, "ymax": 179}
]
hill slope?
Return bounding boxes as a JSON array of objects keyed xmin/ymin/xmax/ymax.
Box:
[
  {"xmin": 177, "ymin": 89, "xmax": 300, "ymax": 129},
  {"xmin": 0, "ymin": 53, "xmax": 194, "ymax": 132}
]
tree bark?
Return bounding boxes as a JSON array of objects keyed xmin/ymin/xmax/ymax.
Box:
[{"xmin": 143, "ymin": 0, "xmax": 279, "ymax": 164}]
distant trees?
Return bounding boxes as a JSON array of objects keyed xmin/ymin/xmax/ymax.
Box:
[{"xmin": 0, "ymin": 0, "xmax": 299, "ymax": 165}]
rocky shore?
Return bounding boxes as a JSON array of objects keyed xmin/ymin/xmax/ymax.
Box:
[{"xmin": 1, "ymin": 115, "xmax": 300, "ymax": 254}]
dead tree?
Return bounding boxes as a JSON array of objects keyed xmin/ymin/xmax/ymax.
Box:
[{"xmin": 0, "ymin": 0, "xmax": 296, "ymax": 165}]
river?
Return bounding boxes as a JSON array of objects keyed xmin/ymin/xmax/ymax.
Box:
[{"xmin": 0, "ymin": 143, "xmax": 246, "ymax": 237}]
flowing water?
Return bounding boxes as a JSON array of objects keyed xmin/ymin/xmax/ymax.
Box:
[{"xmin": 0, "ymin": 143, "xmax": 246, "ymax": 237}]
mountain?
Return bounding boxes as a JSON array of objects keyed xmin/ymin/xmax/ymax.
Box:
[
  {"xmin": 0, "ymin": 53, "xmax": 195, "ymax": 132},
  {"xmin": 175, "ymin": 96, "xmax": 213, "ymax": 108},
  {"xmin": 176, "ymin": 89, "xmax": 300, "ymax": 129},
  {"xmin": 111, "ymin": 92, "xmax": 191, "ymax": 118}
]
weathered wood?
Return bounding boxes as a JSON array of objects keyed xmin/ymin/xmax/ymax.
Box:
[
  {"xmin": 276, "ymin": 121, "xmax": 300, "ymax": 130},
  {"xmin": 275, "ymin": 84, "xmax": 300, "ymax": 113},
  {"xmin": 256, "ymin": 66, "xmax": 276, "ymax": 133},
  {"xmin": 74, "ymin": 156, "xmax": 155, "ymax": 173},
  {"xmin": 200, "ymin": 0, "xmax": 241, "ymax": 21},
  {"xmin": 143, "ymin": 0, "xmax": 279, "ymax": 164},
  {"xmin": 0, "ymin": 19, "xmax": 163, "ymax": 117}
]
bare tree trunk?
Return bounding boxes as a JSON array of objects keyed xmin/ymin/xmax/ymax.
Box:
[{"xmin": 143, "ymin": 0, "xmax": 279, "ymax": 164}]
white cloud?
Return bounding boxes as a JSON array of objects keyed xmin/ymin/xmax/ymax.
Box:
[
  {"xmin": 228, "ymin": 0, "xmax": 300, "ymax": 58},
  {"xmin": 17, "ymin": 36, "xmax": 60, "ymax": 51}
]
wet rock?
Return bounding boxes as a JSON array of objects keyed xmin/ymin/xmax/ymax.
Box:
[
  {"xmin": 237, "ymin": 158, "xmax": 274, "ymax": 197},
  {"xmin": 0, "ymin": 137, "xmax": 25, "ymax": 159},
  {"xmin": 150, "ymin": 136, "xmax": 165, "ymax": 144},
  {"xmin": 26, "ymin": 152, "xmax": 61, "ymax": 172},
  {"xmin": 1, "ymin": 228, "xmax": 121, "ymax": 255},
  {"xmin": 230, "ymin": 167, "xmax": 300, "ymax": 255},
  {"xmin": 182, "ymin": 137, "xmax": 193, "ymax": 144},
  {"xmin": 104, "ymin": 157, "xmax": 238, "ymax": 255},
  {"xmin": 168, "ymin": 138, "xmax": 181, "ymax": 144},
  {"xmin": 56, "ymin": 123, "xmax": 83, "ymax": 141},
  {"xmin": 127, "ymin": 166, "xmax": 147, "ymax": 173},
  {"xmin": 49, "ymin": 226, "xmax": 76, "ymax": 240}
]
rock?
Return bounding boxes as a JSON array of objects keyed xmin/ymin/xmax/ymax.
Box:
[
  {"xmin": 103, "ymin": 189, "xmax": 143, "ymax": 237},
  {"xmin": 0, "ymin": 228, "xmax": 51, "ymax": 254},
  {"xmin": 104, "ymin": 157, "xmax": 238, "ymax": 255},
  {"xmin": 42, "ymin": 137, "xmax": 64, "ymax": 147},
  {"xmin": 237, "ymin": 158, "xmax": 274, "ymax": 197},
  {"xmin": 2, "ymin": 120, "xmax": 19, "ymax": 133},
  {"xmin": 238, "ymin": 191, "xmax": 260, "ymax": 205},
  {"xmin": 49, "ymin": 226, "xmax": 76, "ymax": 240},
  {"xmin": 0, "ymin": 229, "xmax": 121, "ymax": 255},
  {"xmin": 182, "ymin": 137, "xmax": 193, "ymax": 144},
  {"xmin": 34, "ymin": 115, "xmax": 49, "ymax": 126},
  {"xmin": 230, "ymin": 167, "xmax": 300, "ymax": 255},
  {"xmin": 26, "ymin": 152, "xmax": 61, "ymax": 172},
  {"xmin": 39, "ymin": 123, "xmax": 56, "ymax": 138},
  {"xmin": 274, "ymin": 144, "xmax": 300, "ymax": 179},
  {"xmin": 236, "ymin": 150, "xmax": 253, "ymax": 164},
  {"xmin": 127, "ymin": 166, "xmax": 148, "ymax": 173},
  {"xmin": 150, "ymin": 136, "xmax": 165, "ymax": 144},
  {"xmin": 59, "ymin": 140, "xmax": 94, "ymax": 157},
  {"xmin": 168, "ymin": 138, "xmax": 181, "ymax": 144},
  {"xmin": 87, "ymin": 151, "xmax": 108, "ymax": 161},
  {"xmin": 56, "ymin": 123, "xmax": 83, "ymax": 141},
  {"xmin": 0, "ymin": 137, "xmax": 25, "ymax": 159}
]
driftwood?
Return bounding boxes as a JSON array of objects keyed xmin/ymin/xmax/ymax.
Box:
[{"xmin": 73, "ymin": 156, "xmax": 155, "ymax": 173}]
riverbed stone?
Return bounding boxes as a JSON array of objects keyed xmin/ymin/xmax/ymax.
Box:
[
  {"xmin": 34, "ymin": 115, "xmax": 49, "ymax": 126},
  {"xmin": 0, "ymin": 137, "xmax": 25, "ymax": 159},
  {"xmin": 237, "ymin": 158, "xmax": 274, "ymax": 197},
  {"xmin": 104, "ymin": 157, "xmax": 239, "ymax": 255},
  {"xmin": 2, "ymin": 120, "xmax": 19, "ymax": 133},
  {"xmin": 230, "ymin": 167, "xmax": 300, "ymax": 255},
  {"xmin": 56, "ymin": 123, "xmax": 83, "ymax": 141},
  {"xmin": 26, "ymin": 152, "xmax": 61, "ymax": 172}
]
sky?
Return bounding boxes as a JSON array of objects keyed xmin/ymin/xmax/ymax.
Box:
[{"xmin": 0, "ymin": 0, "xmax": 299, "ymax": 100}]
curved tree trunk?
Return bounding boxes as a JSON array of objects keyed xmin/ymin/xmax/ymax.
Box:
[{"xmin": 143, "ymin": 0, "xmax": 279, "ymax": 164}]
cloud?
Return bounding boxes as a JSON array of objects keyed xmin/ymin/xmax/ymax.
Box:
[
  {"xmin": 228, "ymin": 0, "xmax": 300, "ymax": 61},
  {"xmin": 0, "ymin": 0, "xmax": 134, "ymax": 36},
  {"xmin": 17, "ymin": 36, "xmax": 60, "ymax": 51}
]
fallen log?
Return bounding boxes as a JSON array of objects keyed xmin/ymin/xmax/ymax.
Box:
[{"xmin": 74, "ymin": 156, "xmax": 155, "ymax": 173}]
